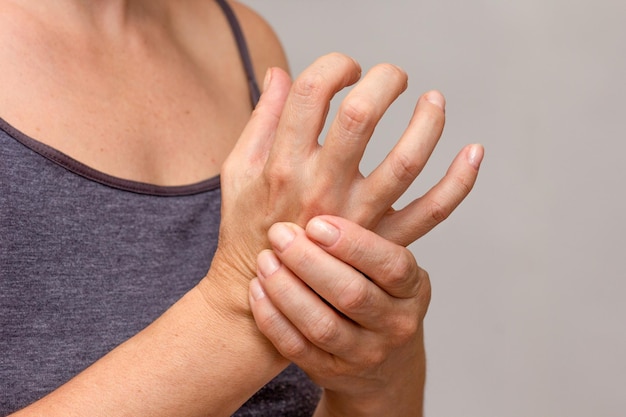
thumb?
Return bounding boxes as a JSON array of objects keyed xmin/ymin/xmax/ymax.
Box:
[{"xmin": 226, "ymin": 67, "xmax": 292, "ymax": 171}]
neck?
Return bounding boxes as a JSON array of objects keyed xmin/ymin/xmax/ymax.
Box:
[
  {"xmin": 21, "ymin": 0, "xmax": 173, "ymax": 36},
  {"xmin": 89, "ymin": 0, "xmax": 171, "ymax": 31}
]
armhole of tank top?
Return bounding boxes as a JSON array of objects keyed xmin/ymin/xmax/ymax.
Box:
[{"xmin": 215, "ymin": 0, "xmax": 262, "ymax": 107}]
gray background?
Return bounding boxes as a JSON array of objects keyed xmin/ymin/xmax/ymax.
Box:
[{"xmin": 241, "ymin": 1, "xmax": 626, "ymax": 416}]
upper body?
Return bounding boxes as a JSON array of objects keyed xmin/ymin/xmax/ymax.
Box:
[
  {"xmin": 1, "ymin": 0, "xmax": 483, "ymax": 416},
  {"xmin": 0, "ymin": 1, "xmax": 313, "ymax": 415},
  {"xmin": 0, "ymin": 0, "xmax": 283, "ymax": 185}
]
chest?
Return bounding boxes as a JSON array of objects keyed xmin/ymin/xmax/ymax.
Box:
[
  {"xmin": 0, "ymin": 126, "xmax": 223, "ymax": 409},
  {"xmin": 0, "ymin": 16, "xmax": 253, "ymax": 186}
]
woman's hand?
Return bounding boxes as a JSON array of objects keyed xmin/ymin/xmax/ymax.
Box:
[
  {"xmin": 249, "ymin": 215, "xmax": 433, "ymax": 417},
  {"xmin": 211, "ymin": 53, "xmax": 481, "ymax": 298}
]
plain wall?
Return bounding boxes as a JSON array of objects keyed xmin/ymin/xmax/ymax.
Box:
[{"xmin": 241, "ymin": 1, "xmax": 626, "ymax": 416}]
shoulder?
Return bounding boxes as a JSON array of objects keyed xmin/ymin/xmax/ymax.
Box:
[
  {"xmin": 228, "ymin": 1, "xmax": 291, "ymax": 84},
  {"xmin": 177, "ymin": 1, "xmax": 289, "ymax": 92}
]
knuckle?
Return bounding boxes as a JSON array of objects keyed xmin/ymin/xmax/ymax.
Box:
[
  {"xmin": 295, "ymin": 244, "xmax": 324, "ymax": 271},
  {"xmin": 452, "ymin": 173, "xmax": 474, "ymax": 196},
  {"xmin": 255, "ymin": 310, "xmax": 310, "ymax": 359},
  {"xmin": 292, "ymin": 71, "xmax": 325, "ymax": 104},
  {"xmin": 264, "ymin": 161, "xmax": 293, "ymax": 188},
  {"xmin": 278, "ymin": 332, "xmax": 309, "ymax": 360},
  {"xmin": 349, "ymin": 201, "xmax": 383, "ymax": 230},
  {"xmin": 429, "ymin": 199, "xmax": 451, "ymax": 223},
  {"xmin": 384, "ymin": 272, "xmax": 431, "ymax": 341},
  {"xmin": 342, "ymin": 232, "xmax": 367, "ymax": 261},
  {"xmin": 381, "ymin": 312, "xmax": 421, "ymax": 347},
  {"xmin": 382, "ymin": 249, "xmax": 418, "ymax": 290},
  {"xmin": 254, "ymin": 308, "xmax": 280, "ymax": 334},
  {"xmin": 389, "ymin": 150, "xmax": 421, "ymax": 184},
  {"xmin": 390, "ymin": 315, "xmax": 420, "ymax": 345},
  {"xmin": 337, "ymin": 95, "xmax": 377, "ymax": 135},
  {"xmin": 335, "ymin": 278, "xmax": 370, "ymax": 313},
  {"xmin": 308, "ymin": 315, "xmax": 340, "ymax": 347},
  {"xmin": 299, "ymin": 189, "xmax": 329, "ymax": 217},
  {"xmin": 319, "ymin": 358, "xmax": 343, "ymax": 380},
  {"xmin": 355, "ymin": 344, "xmax": 387, "ymax": 369}
]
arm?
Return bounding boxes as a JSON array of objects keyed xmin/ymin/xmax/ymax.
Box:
[
  {"xmin": 7, "ymin": 5, "xmax": 291, "ymax": 416},
  {"xmin": 250, "ymin": 155, "xmax": 483, "ymax": 417},
  {"xmin": 12, "ymin": 52, "xmax": 477, "ymax": 416},
  {"xmin": 214, "ymin": 54, "xmax": 482, "ymax": 415},
  {"xmin": 248, "ymin": 146, "xmax": 483, "ymax": 417},
  {"xmin": 11, "ymin": 288, "xmax": 285, "ymax": 417},
  {"xmin": 246, "ymin": 67, "xmax": 483, "ymax": 415},
  {"xmin": 8, "ymin": 78, "xmax": 291, "ymax": 416}
]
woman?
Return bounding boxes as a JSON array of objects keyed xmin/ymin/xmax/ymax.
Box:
[{"xmin": 0, "ymin": 0, "xmax": 483, "ymax": 415}]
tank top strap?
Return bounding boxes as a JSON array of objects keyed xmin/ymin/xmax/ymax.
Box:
[{"xmin": 215, "ymin": 0, "xmax": 262, "ymax": 107}]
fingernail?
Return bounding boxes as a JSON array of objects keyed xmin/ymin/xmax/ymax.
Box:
[
  {"xmin": 250, "ymin": 278, "xmax": 266, "ymax": 301},
  {"xmin": 257, "ymin": 250, "xmax": 281, "ymax": 278},
  {"xmin": 467, "ymin": 144, "xmax": 484, "ymax": 169},
  {"xmin": 268, "ymin": 223, "xmax": 295, "ymax": 252},
  {"xmin": 306, "ymin": 218, "xmax": 339, "ymax": 247},
  {"xmin": 424, "ymin": 90, "xmax": 446, "ymax": 111},
  {"xmin": 263, "ymin": 67, "xmax": 273, "ymax": 91}
]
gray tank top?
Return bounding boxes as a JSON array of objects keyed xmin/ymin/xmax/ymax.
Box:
[{"xmin": 0, "ymin": 1, "xmax": 320, "ymax": 415}]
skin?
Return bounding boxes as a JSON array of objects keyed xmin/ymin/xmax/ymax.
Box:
[
  {"xmin": 225, "ymin": 63, "xmax": 483, "ymax": 417},
  {"xmin": 253, "ymin": 217, "xmax": 430, "ymax": 416},
  {"xmin": 0, "ymin": 0, "xmax": 286, "ymax": 184},
  {"xmin": 1, "ymin": 0, "xmax": 483, "ymax": 416}
]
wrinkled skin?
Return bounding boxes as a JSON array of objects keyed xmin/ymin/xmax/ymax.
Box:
[
  {"xmin": 214, "ymin": 53, "xmax": 481, "ymax": 289},
  {"xmin": 205, "ymin": 52, "xmax": 482, "ymax": 416}
]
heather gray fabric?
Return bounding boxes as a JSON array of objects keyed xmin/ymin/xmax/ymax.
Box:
[
  {"xmin": 0, "ymin": 121, "xmax": 320, "ymax": 416},
  {"xmin": 0, "ymin": 1, "xmax": 320, "ymax": 414}
]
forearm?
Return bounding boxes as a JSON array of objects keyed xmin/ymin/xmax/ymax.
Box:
[{"xmin": 11, "ymin": 276, "xmax": 287, "ymax": 417}]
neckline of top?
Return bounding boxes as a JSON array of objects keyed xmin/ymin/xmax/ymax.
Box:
[{"xmin": 0, "ymin": 116, "xmax": 221, "ymax": 197}]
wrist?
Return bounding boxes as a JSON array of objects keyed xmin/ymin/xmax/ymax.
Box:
[
  {"xmin": 197, "ymin": 247, "xmax": 258, "ymax": 318},
  {"xmin": 315, "ymin": 383, "xmax": 423, "ymax": 417},
  {"xmin": 313, "ymin": 330, "xmax": 426, "ymax": 417},
  {"xmin": 195, "ymin": 252, "xmax": 288, "ymax": 365}
]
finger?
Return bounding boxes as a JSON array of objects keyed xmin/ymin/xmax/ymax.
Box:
[
  {"xmin": 305, "ymin": 216, "xmax": 427, "ymax": 300},
  {"xmin": 223, "ymin": 67, "xmax": 292, "ymax": 177},
  {"xmin": 376, "ymin": 143, "xmax": 484, "ymax": 246},
  {"xmin": 266, "ymin": 222, "xmax": 395, "ymax": 328},
  {"xmin": 319, "ymin": 63, "xmax": 408, "ymax": 179},
  {"xmin": 249, "ymin": 277, "xmax": 326, "ymax": 363},
  {"xmin": 250, "ymin": 276, "xmax": 375, "ymax": 381},
  {"xmin": 269, "ymin": 53, "xmax": 362, "ymax": 164},
  {"xmin": 253, "ymin": 249, "xmax": 360, "ymax": 357},
  {"xmin": 362, "ymin": 90, "xmax": 446, "ymax": 212}
]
